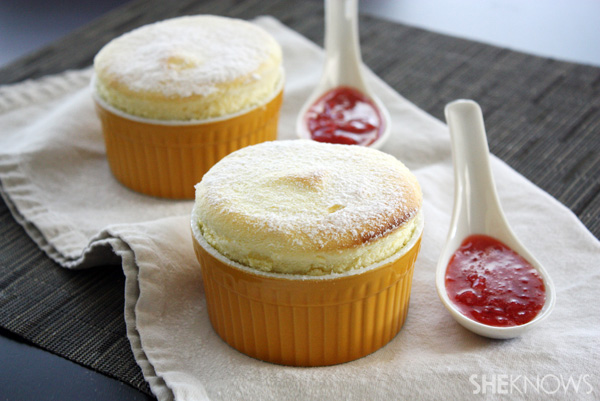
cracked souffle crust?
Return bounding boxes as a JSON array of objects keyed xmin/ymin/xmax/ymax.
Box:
[{"xmin": 194, "ymin": 140, "xmax": 423, "ymax": 275}]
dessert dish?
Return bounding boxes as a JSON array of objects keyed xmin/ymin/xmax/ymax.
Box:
[
  {"xmin": 195, "ymin": 140, "xmax": 421, "ymax": 274},
  {"xmin": 92, "ymin": 15, "xmax": 284, "ymax": 199},
  {"xmin": 191, "ymin": 140, "xmax": 424, "ymax": 366}
]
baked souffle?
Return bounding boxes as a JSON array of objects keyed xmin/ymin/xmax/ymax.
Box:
[
  {"xmin": 93, "ymin": 15, "xmax": 283, "ymax": 120},
  {"xmin": 193, "ymin": 140, "xmax": 423, "ymax": 275}
]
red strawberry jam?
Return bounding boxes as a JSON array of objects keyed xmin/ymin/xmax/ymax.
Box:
[
  {"xmin": 445, "ymin": 234, "xmax": 546, "ymax": 327},
  {"xmin": 305, "ymin": 86, "xmax": 383, "ymax": 146}
]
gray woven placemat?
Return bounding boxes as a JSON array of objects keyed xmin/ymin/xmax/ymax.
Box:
[
  {"xmin": 0, "ymin": 196, "xmax": 150, "ymax": 393},
  {"xmin": 0, "ymin": 0, "xmax": 598, "ymax": 396}
]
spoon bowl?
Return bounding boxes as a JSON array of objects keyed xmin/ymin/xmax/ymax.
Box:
[
  {"xmin": 436, "ymin": 99, "xmax": 556, "ymax": 339},
  {"xmin": 295, "ymin": 0, "xmax": 391, "ymax": 149}
]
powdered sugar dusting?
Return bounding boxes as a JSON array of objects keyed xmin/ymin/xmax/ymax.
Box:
[
  {"xmin": 196, "ymin": 140, "xmax": 422, "ymax": 251},
  {"xmin": 94, "ymin": 16, "xmax": 281, "ymax": 97}
]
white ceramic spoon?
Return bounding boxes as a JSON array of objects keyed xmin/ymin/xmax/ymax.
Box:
[
  {"xmin": 436, "ymin": 99, "xmax": 556, "ymax": 339},
  {"xmin": 295, "ymin": 0, "xmax": 391, "ymax": 148}
]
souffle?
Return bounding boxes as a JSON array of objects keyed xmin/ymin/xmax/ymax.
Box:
[
  {"xmin": 194, "ymin": 140, "xmax": 423, "ymax": 275},
  {"xmin": 93, "ymin": 15, "xmax": 283, "ymax": 120}
]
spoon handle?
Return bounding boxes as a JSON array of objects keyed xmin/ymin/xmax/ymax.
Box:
[
  {"xmin": 444, "ymin": 100, "xmax": 505, "ymax": 235},
  {"xmin": 322, "ymin": 0, "xmax": 367, "ymax": 90}
]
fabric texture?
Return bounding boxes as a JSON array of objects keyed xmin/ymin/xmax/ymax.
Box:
[{"xmin": 0, "ymin": 17, "xmax": 599, "ymax": 401}]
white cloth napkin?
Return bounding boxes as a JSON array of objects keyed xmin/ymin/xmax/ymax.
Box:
[{"xmin": 1, "ymin": 17, "xmax": 599, "ymax": 401}]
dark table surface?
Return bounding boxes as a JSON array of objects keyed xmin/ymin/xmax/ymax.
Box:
[{"xmin": 0, "ymin": 0, "xmax": 598, "ymax": 400}]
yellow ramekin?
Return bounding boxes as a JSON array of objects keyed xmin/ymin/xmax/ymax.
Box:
[
  {"xmin": 191, "ymin": 209, "xmax": 424, "ymax": 366},
  {"xmin": 91, "ymin": 75, "xmax": 284, "ymax": 199}
]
